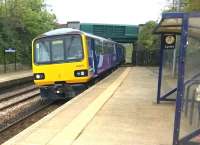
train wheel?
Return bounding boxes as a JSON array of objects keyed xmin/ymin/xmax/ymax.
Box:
[
  {"xmin": 40, "ymin": 88, "xmax": 49, "ymax": 100},
  {"xmin": 64, "ymin": 87, "xmax": 76, "ymax": 98},
  {"xmin": 40, "ymin": 88, "xmax": 58, "ymax": 100}
]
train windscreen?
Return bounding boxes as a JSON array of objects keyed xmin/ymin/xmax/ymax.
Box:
[{"xmin": 34, "ymin": 35, "xmax": 83, "ymax": 64}]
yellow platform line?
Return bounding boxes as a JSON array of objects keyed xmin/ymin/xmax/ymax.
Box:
[{"xmin": 47, "ymin": 68, "xmax": 130, "ymax": 145}]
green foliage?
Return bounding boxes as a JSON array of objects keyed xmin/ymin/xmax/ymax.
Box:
[
  {"xmin": 183, "ymin": 0, "xmax": 200, "ymax": 12},
  {"xmin": 165, "ymin": 0, "xmax": 200, "ymax": 12},
  {"xmin": 137, "ymin": 21, "xmax": 159, "ymax": 50},
  {"xmin": 0, "ymin": 0, "xmax": 56, "ymax": 66}
]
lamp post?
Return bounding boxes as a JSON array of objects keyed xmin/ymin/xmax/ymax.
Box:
[{"xmin": 172, "ymin": 0, "xmax": 181, "ymax": 77}]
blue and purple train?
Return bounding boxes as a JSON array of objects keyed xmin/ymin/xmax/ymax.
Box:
[{"xmin": 32, "ymin": 28, "xmax": 125, "ymax": 99}]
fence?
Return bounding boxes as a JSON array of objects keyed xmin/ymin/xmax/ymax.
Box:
[
  {"xmin": 0, "ymin": 46, "xmax": 160, "ymax": 73},
  {"xmin": 0, "ymin": 48, "xmax": 31, "ymax": 74},
  {"xmin": 132, "ymin": 49, "xmax": 160, "ymax": 66}
]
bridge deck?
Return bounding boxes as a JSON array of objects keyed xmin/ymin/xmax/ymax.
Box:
[{"xmin": 3, "ymin": 67, "xmax": 175, "ymax": 145}]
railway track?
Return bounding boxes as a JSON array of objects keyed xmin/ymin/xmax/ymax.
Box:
[
  {"xmin": 0, "ymin": 100, "xmax": 53, "ymax": 133},
  {"xmin": 0, "ymin": 85, "xmax": 40, "ymax": 111},
  {"xmin": 0, "ymin": 83, "xmax": 43, "ymax": 132},
  {"xmin": 0, "ymin": 82, "xmax": 70, "ymax": 137}
]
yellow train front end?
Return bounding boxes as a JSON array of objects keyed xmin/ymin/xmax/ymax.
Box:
[
  {"xmin": 32, "ymin": 29, "xmax": 92, "ymax": 99},
  {"xmin": 33, "ymin": 62, "xmax": 90, "ymax": 86}
]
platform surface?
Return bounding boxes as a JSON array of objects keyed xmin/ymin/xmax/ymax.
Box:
[
  {"xmin": 3, "ymin": 67, "xmax": 175, "ymax": 145},
  {"xmin": 0, "ymin": 70, "xmax": 32, "ymax": 84}
]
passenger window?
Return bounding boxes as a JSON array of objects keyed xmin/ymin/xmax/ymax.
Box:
[
  {"xmin": 103, "ymin": 42, "xmax": 114, "ymax": 54},
  {"xmin": 94, "ymin": 39, "xmax": 103, "ymax": 55},
  {"xmin": 112, "ymin": 44, "xmax": 116, "ymax": 54},
  {"xmin": 103, "ymin": 42, "xmax": 109, "ymax": 54}
]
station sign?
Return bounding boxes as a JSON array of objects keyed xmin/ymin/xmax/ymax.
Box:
[
  {"xmin": 5, "ymin": 48, "xmax": 16, "ymax": 53},
  {"xmin": 162, "ymin": 34, "xmax": 176, "ymax": 49}
]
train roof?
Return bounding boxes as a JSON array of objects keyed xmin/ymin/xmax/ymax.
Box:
[{"xmin": 38, "ymin": 28, "xmax": 115, "ymax": 43}]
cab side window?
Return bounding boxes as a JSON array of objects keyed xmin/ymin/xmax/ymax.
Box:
[{"xmin": 87, "ymin": 37, "xmax": 93, "ymax": 58}]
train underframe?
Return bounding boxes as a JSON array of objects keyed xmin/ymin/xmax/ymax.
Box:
[{"xmin": 39, "ymin": 83, "xmax": 89, "ymax": 100}]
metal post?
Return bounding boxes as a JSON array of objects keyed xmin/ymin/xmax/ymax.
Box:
[
  {"xmin": 172, "ymin": 13, "xmax": 188, "ymax": 145},
  {"xmin": 177, "ymin": 0, "xmax": 181, "ymax": 12},
  {"xmin": 14, "ymin": 51, "xmax": 16, "ymax": 71},
  {"xmin": 4, "ymin": 48, "xmax": 6, "ymax": 73},
  {"xmin": 132, "ymin": 43, "xmax": 136, "ymax": 65},
  {"xmin": 4, "ymin": 0, "xmax": 7, "ymax": 16},
  {"xmin": 157, "ymin": 34, "xmax": 164, "ymax": 104},
  {"xmin": 172, "ymin": 46, "xmax": 177, "ymax": 77},
  {"xmin": 172, "ymin": 0, "xmax": 181, "ymax": 77},
  {"xmin": 173, "ymin": 0, "xmax": 175, "ymax": 10},
  {"xmin": 135, "ymin": 43, "xmax": 138, "ymax": 66}
]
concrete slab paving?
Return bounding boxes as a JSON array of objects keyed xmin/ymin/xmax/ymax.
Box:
[{"xmin": 72, "ymin": 67, "xmax": 175, "ymax": 145}]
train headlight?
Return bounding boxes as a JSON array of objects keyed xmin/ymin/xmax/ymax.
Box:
[
  {"xmin": 74, "ymin": 70, "xmax": 88, "ymax": 77},
  {"xmin": 34, "ymin": 73, "xmax": 45, "ymax": 80}
]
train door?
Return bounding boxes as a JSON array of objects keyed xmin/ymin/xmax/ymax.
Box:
[
  {"xmin": 87, "ymin": 37, "xmax": 97, "ymax": 75},
  {"xmin": 94, "ymin": 39, "xmax": 104, "ymax": 74}
]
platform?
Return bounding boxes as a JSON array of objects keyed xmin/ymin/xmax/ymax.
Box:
[
  {"xmin": 0, "ymin": 70, "xmax": 33, "ymax": 89},
  {"xmin": 3, "ymin": 67, "xmax": 175, "ymax": 145}
]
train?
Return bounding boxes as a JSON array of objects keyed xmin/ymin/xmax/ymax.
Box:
[{"xmin": 32, "ymin": 28, "xmax": 125, "ymax": 99}]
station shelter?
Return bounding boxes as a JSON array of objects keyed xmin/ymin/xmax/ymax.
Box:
[{"xmin": 154, "ymin": 12, "xmax": 200, "ymax": 145}]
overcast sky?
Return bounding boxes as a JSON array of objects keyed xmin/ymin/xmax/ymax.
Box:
[{"xmin": 45, "ymin": 0, "xmax": 170, "ymax": 25}]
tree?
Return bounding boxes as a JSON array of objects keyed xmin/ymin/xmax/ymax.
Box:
[
  {"xmin": 165, "ymin": 0, "xmax": 200, "ymax": 12},
  {"xmin": 183, "ymin": 0, "xmax": 200, "ymax": 12},
  {"xmin": 0, "ymin": 0, "xmax": 56, "ymax": 67},
  {"xmin": 137, "ymin": 21, "xmax": 159, "ymax": 50}
]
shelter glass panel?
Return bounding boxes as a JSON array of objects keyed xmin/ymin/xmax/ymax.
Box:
[
  {"xmin": 160, "ymin": 37, "xmax": 180, "ymax": 99},
  {"xmin": 180, "ymin": 16, "xmax": 200, "ymax": 144}
]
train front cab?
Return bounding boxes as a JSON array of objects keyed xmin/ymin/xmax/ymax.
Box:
[{"xmin": 32, "ymin": 34, "xmax": 93, "ymax": 99}]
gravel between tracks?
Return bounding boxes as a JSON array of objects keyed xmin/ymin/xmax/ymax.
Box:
[{"xmin": 0, "ymin": 98, "xmax": 65, "ymax": 144}]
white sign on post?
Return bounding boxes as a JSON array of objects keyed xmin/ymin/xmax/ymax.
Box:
[{"xmin": 5, "ymin": 48, "xmax": 16, "ymax": 53}]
